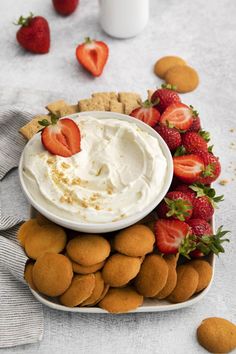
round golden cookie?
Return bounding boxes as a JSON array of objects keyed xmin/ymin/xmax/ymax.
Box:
[
  {"xmin": 168, "ymin": 264, "xmax": 199, "ymax": 303},
  {"xmin": 24, "ymin": 262, "xmax": 37, "ymax": 291},
  {"xmin": 197, "ymin": 317, "xmax": 236, "ymax": 353},
  {"xmin": 190, "ymin": 260, "xmax": 213, "ymax": 293},
  {"xmin": 32, "ymin": 253, "xmax": 73, "ymax": 297},
  {"xmin": 114, "ymin": 224, "xmax": 155, "ymax": 257},
  {"xmin": 154, "ymin": 56, "xmax": 186, "ymax": 79},
  {"xmin": 24, "ymin": 224, "xmax": 67, "ymax": 260},
  {"xmin": 66, "ymin": 235, "xmax": 111, "ymax": 266},
  {"xmin": 98, "ymin": 286, "xmax": 143, "ymax": 314},
  {"xmin": 102, "ymin": 253, "xmax": 141, "ymax": 287},
  {"xmin": 134, "ymin": 254, "xmax": 169, "ymax": 297},
  {"xmin": 81, "ymin": 272, "xmax": 105, "ymax": 306},
  {"xmin": 164, "ymin": 254, "xmax": 179, "ymax": 268},
  {"xmin": 153, "ymin": 262, "xmax": 177, "ymax": 300},
  {"xmin": 94, "ymin": 284, "xmax": 109, "ymax": 305},
  {"xmin": 17, "ymin": 219, "xmax": 39, "ymax": 247},
  {"xmin": 36, "ymin": 212, "xmax": 53, "ymax": 226},
  {"xmin": 165, "ymin": 65, "xmax": 199, "ymax": 93},
  {"xmin": 59, "ymin": 274, "xmax": 95, "ymax": 307},
  {"xmin": 68, "ymin": 257, "xmax": 105, "ymax": 275}
]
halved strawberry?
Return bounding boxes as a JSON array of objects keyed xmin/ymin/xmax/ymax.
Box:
[
  {"xmin": 76, "ymin": 37, "xmax": 109, "ymax": 77},
  {"xmin": 40, "ymin": 117, "xmax": 81, "ymax": 157},
  {"xmin": 160, "ymin": 103, "xmax": 193, "ymax": 130},
  {"xmin": 155, "ymin": 219, "xmax": 192, "ymax": 255},
  {"xmin": 173, "ymin": 154, "xmax": 205, "ymax": 184},
  {"xmin": 130, "ymin": 100, "xmax": 160, "ymax": 127}
]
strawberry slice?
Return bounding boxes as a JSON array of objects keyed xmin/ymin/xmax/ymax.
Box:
[
  {"xmin": 76, "ymin": 37, "xmax": 109, "ymax": 77},
  {"xmin": 173, "ymin": 154, "xmax": 205, "ymax": 183},
  {"xmin": 130, "ymin": 100, "xmax": 160, "ymax": 127},
  {"xmin": 40, "ymin": 117, "xmax": 81, "ymax": 157},
  {"xmin": 155, "ymin": 219, "xmax": 191, "ymax": 255},
  {"xmin": 160, "ymin": 103, "xmax": 193, "ymax": 130}
]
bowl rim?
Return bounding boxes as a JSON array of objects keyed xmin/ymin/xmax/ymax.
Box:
[{"xmin": 19, "ymin": 111, "xmax": 173, "ymax": 232}]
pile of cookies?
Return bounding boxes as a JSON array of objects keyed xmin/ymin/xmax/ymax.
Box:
[
  {"xmin": 19, "ymin": 214, "xmax": 213, "ymax": 314},
  {"xmin": 154, "ymin": 55, "xmax": 199, "ymax": 93}
]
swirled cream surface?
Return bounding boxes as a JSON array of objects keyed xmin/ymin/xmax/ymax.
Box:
[{"xmin": 22, "ymin": 116, "xmax": 167, "ymax": 223}]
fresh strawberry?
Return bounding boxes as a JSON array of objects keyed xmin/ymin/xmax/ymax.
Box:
[
  {"xmin": 155, "ymin": 219, "xmax": 192, "ymax": 255},
  {"xmin": 76, "ymin": 37, "xmax": 109, "ymax": 77},
  {"xmin": 174, "ymin": 184, "xmax": 196, "ymax": 203},
  {"xmin": 39, "ymin": 115, "xmax": 81, "ymax": 157},
  {"xmin": 157, "ymin": 191, "xmax": 193, "ymax": 221},
  {"xmin": 188, "ymin": 105, "xmax": 201, "ymax": 132},
  {"xmin": 130, "ymin": 100, "xmax": 160, "ymax": 127},
  {"xmin": 196, "ymin": 151, "xmax": 221, "ymax": 184},
  {"xmin": 182, "ymin": 131, "xmax": 208, "ymax": 153},
  {"xmin": 173, "ymin": 154, "xmax": 205, "ymax": 184},
  {"xmin": 155, "ymin": 125, "xmax": 181, "ymax": 151},
  {"xmin": 15, "ymin": 13, "xmax": 50, "ymax": 54},
  {"xmin": 52, "ymin": 0, "xmax": 79, "ymax": 16},
  {"xmin": 151, "ymin": 85, "xmax": 181, "ymax": 113},
  {"xmin": 187, "ymin": 219, "xmax": 229, "ymax": 258},
  {"xmin": 192, "ymin": 196, "xmax": 214, "ymax": 221},
  {"xmin": 160, "ymin": 103, "xmax": 193, "ymax": 130}
]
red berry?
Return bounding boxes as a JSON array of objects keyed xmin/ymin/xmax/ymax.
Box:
[
  {"xmin": 182, "ymin": 131, "xmax": 208, "ymax": 154},
  {"xmin": 188, "ymin": 116, "xmax": 201, "ymax": 132},
  {"xmin": 187, "ymin": 218, "xmax": 213, "ymax": 258},
  {"xmin": 151, "ymin": 87, "xmax": 181, "ymax": 113},
  {"xmin": 155, "ymin": 125, "xmax": 181, "ymax": 151},
  {"xmin": 174, "ymin": 184, "xmax": 196, "ymax": 203},
  {"xmin": 173, "ymin": 154, "xmax": 205, "ymax": 184},
  {"xmin": 192, "ymin": 196, "xmax": 214, "ymax": 221},
  {"xmin": 160, "ymin": 103, "xmax": 193, "ymax": 131},
  {"xmin": 196, "ymin": 151, "xmax": 221, "ymax": 184},
  {"xmin": 130, "ymin": 101, "xmax": 161, "ymax": 127},
  {"xmin": 157, "ymin": 191, "xmax": 193, "ymax": 221},
  {"xmin": 53, "ymin": 0, "xmax": 79, "ymax": 16}
]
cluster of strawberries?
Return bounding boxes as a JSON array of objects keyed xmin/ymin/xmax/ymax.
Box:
[{"xmin": 130, "ymin": 86, "xmax": 229, "ymax": 259}]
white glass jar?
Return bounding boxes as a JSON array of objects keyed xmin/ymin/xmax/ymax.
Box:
[{"xmin": 99, "ymin": 0, "xmax": 149, "ymax": 39}]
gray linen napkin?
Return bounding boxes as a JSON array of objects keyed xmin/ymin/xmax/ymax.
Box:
[{"xmin": 0, "ymin": 106, "xmax": 44, "ymax": 348}]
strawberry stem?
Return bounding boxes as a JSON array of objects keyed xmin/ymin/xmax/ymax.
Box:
[
  {"xmin": 196, "ymin": 226, "xmax": 230, "ymax": 256},
  {"xmin": 14, "ymin": 12, "xmax": 34, "ymax": 26},
  {"xmin": 189, "ymin": 105, "xmax": 199, "ymax": 117},
  {"xmin": 161, "ymin": 83, "xmax": 177, "ymax": 91},
  {"xmin": 84, "ymin": 37, "xmax": 93, "ymax": 44}
]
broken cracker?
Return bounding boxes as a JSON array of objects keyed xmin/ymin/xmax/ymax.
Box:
[
  {"xmin": 19, "ymin": 114, "xmax": 50, "ymax": 140},
  {"xmin": 78, "ymin": 97, "xmax": 106, "ymax": 112},
  {"xmin": 109, "ymin": 100, "xmax": 124, "ymax": 113},
  {"xmin": 91, "ymin": 92, "xmax": 118, "ymax": 110},
  {"xmin": 124, "ymin": 101, "xmax": 140, "ymax": 115},
  {"xmin": 118, "ymin": 92, "xmax": 142, "ymax": 104},
  {"xmin": 46, "ymin": 100, "xmax": 68, "ymax": 115},
  {"xmin": 57, "ymin": 104, "xmax": 79, "ymax": 117}
]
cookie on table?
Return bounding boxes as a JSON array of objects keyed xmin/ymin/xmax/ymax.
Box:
[
  {"xmin": 24, "ymin": 223, "xmax": 67, "ymax": 260},
  {"xmin": 165, "ymin": 65, "xmax": 199, "ymax": 93},
  {"xmin": 19, "ymin": 114, "xmax": 50, "ymax": 140},
  {"xmin": 59, "ymin": 274, "xmax": 95, "ymax": 307},
  {"xmin": 190, "ymin": 260, "xmax": 213, "ymax": 293},
  {"xmin": 168, "ymin": 264, "xmax": 199, "ymax": 303},
  {"xmin": 99, "ymin": 286, "xmax": 143, "ymax": 314},
  {"xmin": 102, "ymin": 253, "xmax": 141, "ymax": 287},
  {"xmin": 134, "ymin": 254, "xmax": 169, "ymax": 297},
  {"xmin": 66, "ymin": 235, "xmax": 111, "ymax": 266},
  {"xmin": 197, "ymin": 317, "xmax": 236, "ymax": 353},
  {"xmin": 24, "ymin": 262, "xmax": 37, "ymax": 291},
  {"xmin": 114, "ymin": 224, "xmax": 155, "ymax": 257},
  {"xmin": 154, "ymin": 56, "xmax": 186, "ymax": 79},
  {"xmin": 81, "ymin": 272, "xmax": 105, "ymax": 306},
  {"xmin": 78, "ymin": 97, "xmax": 106, "ymax": 112},
  {"xmin": 32, "ymin": 253, "xmax": 73, "ymax": 297}
]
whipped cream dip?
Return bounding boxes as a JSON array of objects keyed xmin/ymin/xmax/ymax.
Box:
[{"xmin": 22, "ymin": 115, "xmax": 167, "ymax": 223}]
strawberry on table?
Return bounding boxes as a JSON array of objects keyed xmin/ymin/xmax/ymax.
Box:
[
  {"xmin": 187, "ymin": 219, "xmax": 229, "ymax": 258},
  {"xmin": 130, "ymin": 100, "xmax": 160, "ymax": 127},
  {"xmin": 155, "ymin": 125, "xmax": 181, "ymax": 151},
  {"xmin": 160, "ymin": 103, "xmax": 193, "ymax": 131},
  {"xmin": 76, "ymin": 37, "xmax": 109, "ymax": 77},
  {"xmin": 154, "ymin": 219, "xmax": 194, "ymax": 257},
  {"xmin": 151, "ymin": 84, "xmax": 181, "ymax": 113},
  {"xmin": 157, "ymin": 191, "xmax": 193, "ymax": 221},
  {"xmin": 15, "ymin": 13, "xmax": 50, "ymax": 54},
  {"xmin": 39, "ymin": 115, "xmax": 81, "ymax": 157},
  {"xmin": 173, "ymin": 154, "xmax": 205, "ymax": 184},
  {"xmin": 53, "ymin": 0, "xmax": 79, "ymax": 16},
  {"xmin": 182, "ymin": 131, "xmax": 208, "ymax": 153},
  {"xmin": 196, "ymin": 151, "xmax": 221, "ymax": 184}
]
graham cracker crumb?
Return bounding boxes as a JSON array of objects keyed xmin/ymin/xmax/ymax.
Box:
[{"xmin": 219, "ymin": 179, "xmax": 229, "ymax": 186}]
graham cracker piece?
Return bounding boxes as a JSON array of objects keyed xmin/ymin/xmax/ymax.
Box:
[
  {"xmin": 46, "ymin": 100, "xmax": 68, "ymax": 115},
  {"xmin": 19, "ymin": 114, "xmax": 50, "ymax": 140},
  {"xmin": 57, "ymin": 104, "xmax": 79, "ymax": 117},
  {"xmin": 147, "ymin": 89, "xmax": 155, "ymax": 101},
  {"xmin": 124, "ymin": 101, "xmax": 141, "ymax": 115},
  {"xmin": 109, "ymin": 100, "xmax": 124, "ymax": 113},
  {"xmin": 118, "ymin": 92, "xmax": 142, "ymax": 105},
  {"xmin": 91, "ymin": 92, "xmax": 118, "ymax": 110},
  {"xmin": 78, "ymin": 97, "xmax": 106, "ymax": 112}
]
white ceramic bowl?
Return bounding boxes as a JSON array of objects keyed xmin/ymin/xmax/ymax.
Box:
[{"xmin": 19, "ymin": 111, "xmax": 173, "ymax": 233}]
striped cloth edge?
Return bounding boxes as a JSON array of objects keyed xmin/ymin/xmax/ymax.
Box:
[{"xmin": 0, "ymin": 106, "xmax": 44, "ymax": 348}]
